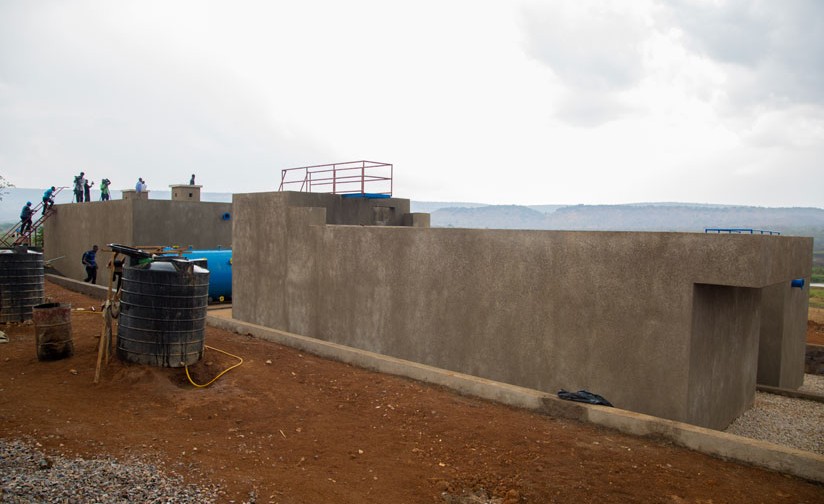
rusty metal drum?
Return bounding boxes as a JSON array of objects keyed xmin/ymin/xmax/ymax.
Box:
[{"xmin": 33, "ymin": 302, "xmax": 73, "ymax": 361}]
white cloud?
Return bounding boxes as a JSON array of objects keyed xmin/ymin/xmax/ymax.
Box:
[
  {"xmin": 0, "ymin": 0, "xmax": 820, "ymax": 208},
  {"xmin": 661, "ymin": 0, "xmax": 824, "ymax": 107}
]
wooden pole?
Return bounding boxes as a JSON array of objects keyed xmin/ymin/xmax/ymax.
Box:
[{"xmin": 93, "ymin": 250, "xmax": 119, "ymax": 384}]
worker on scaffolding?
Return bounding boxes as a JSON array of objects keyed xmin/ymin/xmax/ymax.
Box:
[
  {"xmin": 19, "ymin": 202, "xmax": 33, "ymax": 234},
  {"xmin": 42, "ymin": 186, "xmax": 56, "ymax": 215}
]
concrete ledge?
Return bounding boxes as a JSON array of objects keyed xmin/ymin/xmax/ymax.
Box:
[
  {"xmin": 757, "ymin": 383, "xmax": 824, "ymax": 403},
  {"xmin": 207, "ymin": 313, "xmax": 824, "ymax": 484},
  {"xmin": 47, "ymin": 274, "xmax": 109, "ymax": 301}
]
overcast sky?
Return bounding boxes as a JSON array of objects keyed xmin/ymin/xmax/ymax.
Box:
[{"xmin": 1, "ymin": 0, "xmax": 821, "ymax": 207}]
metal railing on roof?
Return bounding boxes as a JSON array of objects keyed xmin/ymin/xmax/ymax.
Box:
[
  {"xmin": 705, "ymin": 228, "xmax": 781, "ymax": 235},
  {"xmin": 278, "ymin": 160, "xmax": 393, "ymax": 198}
]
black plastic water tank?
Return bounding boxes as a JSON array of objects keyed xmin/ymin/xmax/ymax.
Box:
[
  {"xmin": 0, "ymin": 246, "xmax": 45, "ymax": 323},
  {"xmin": 116, "ymin": 258, "xmax": 210, "ymax": 367}
]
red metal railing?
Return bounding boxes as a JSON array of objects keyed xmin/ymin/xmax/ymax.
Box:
[
  {"xmin": 0, "ymin": 186, "xmax": 67, "ymax": 247},
  {"xmin": 278, "ymin": 160, "xmax": 393, "ymax": 197}
]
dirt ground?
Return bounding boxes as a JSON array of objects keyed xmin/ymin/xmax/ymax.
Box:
[
  {"xmin": 1, "ymin": 282, "xmax": 822, "ymax": 504},
  {"xmin": 809, "ymin": 308, "xmax": 824, "ymax": 345}
]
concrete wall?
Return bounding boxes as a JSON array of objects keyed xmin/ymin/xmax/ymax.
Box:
[
  {"xmin": 232, "ymin": 192, "xmax": 812, "ymax": 430},
  {"xmin": 44, "ymin": 199, "xmax": 231, "ymax": 281},
  {"xmin": 688, "ymin": 284, "xmax": 761, "ymax": 427},
  {"xmin": 758, "ymin": 281, "xmax": 810, "ymax": 388}
]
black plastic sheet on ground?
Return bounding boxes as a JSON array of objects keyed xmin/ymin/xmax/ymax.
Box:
[{"xmin": 557, "ymin": 389, "xmax": 613, "ymax": 407}]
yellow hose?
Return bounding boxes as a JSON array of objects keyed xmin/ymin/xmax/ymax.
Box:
[{"xmin": 184, "ymin": 344, "xmax": 244, "ymax": 388}]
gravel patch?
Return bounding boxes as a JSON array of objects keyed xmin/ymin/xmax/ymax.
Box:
[
  {"xmin": 798, "ymin": 373, "xmax": 824, "ymax": 395},
  {"xmin": 0, "ymin": 438, "xmax": 219, "ymax": 503},
  {"xmin": 725, "ymin": 374, "xmax": 824, "ymax": 455}
]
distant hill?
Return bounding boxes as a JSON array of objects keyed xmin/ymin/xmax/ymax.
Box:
[
  {"xmin": 430, "ymin": 203, "xmax": 824, "ymax": 247},
  {"xmin": 409, "ymin": 201, "xmax": 489, "ymax": 213},
  {"xmin": 2, "ymin": 188, "xmax": 822, "ymax": 248}
]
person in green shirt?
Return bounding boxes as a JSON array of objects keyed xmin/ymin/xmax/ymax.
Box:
[{"xmin": 100, "ymin": 178, "xmax": 111, "ymax": 201}]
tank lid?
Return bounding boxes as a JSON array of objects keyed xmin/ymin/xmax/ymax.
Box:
[
  {"xmin": 0, "ymin": 247, "xmax": 43, "ymax": 256},
  {"xmin": 133, "ymin": 258, "xmax": 208, "ymax": 274}
]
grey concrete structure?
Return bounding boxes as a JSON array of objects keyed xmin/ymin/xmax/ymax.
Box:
[
  {"xmin": 43, "ymin": 199, "xmax": 231, "ymax": 281},
  {"xmin": 121, "ymin": 189, "xmax": 148, "ymax": 200},
  {"xmin": 171, "ymin": 184, "xmax": 202, "ymax": 202},
  {"xmin": 232, "ymin": 191, "xmax": 812, "ymax": 430},
  {"xmin": 758, "ymin": 282, "xmax": 810, "ymax": 388}
]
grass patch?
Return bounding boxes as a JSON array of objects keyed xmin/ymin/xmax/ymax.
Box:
[
  {"xmin": 811, "ymin": 287, "xmax": 824, "ymax": 309},
  {"xmin": 813, "ymin": 265, "xmax": 824, "ymax": 284}
]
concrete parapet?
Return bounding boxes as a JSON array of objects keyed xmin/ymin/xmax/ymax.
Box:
[{"xmin": 46, "ymin": 274, "xmax": 108, "ymax": 301}]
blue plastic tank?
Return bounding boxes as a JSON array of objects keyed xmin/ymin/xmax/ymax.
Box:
[{"xmin": 181, "ymin": 249, "xmax": 232, "ymax": 302}]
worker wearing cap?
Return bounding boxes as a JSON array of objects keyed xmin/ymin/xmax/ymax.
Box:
[
  {"xmin": 42, "ymin": 186, "xmax": 56, "ymax": 215},
  {"xmin": 19, "ymin": 202, "xmax": 33, "ymax": 234}
]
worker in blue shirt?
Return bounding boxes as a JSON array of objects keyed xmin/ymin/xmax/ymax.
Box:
[
  {"xmin": 42, "ymin": 186, "xmax": 56, "ymax": 215},
  {"xmin": 19, "ymin": 202, "xmax": 33, "ymax": 234},
  {"xmin": 82, "ymin": 245, "xmax": 99, "ymax": 284}
]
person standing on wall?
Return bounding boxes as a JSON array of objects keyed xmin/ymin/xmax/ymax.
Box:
[
  {"xmin": 73, "ymin": 172, "xmax": 85, "ymax": 203},
  {"xmin": 189, "ymin": 173, "xmax": 196, "ymax": 185},
  {"xmin": 84, "ymin": 178, "xmax": 94, "ymax": 202},
  {"xmin": 82, "ymin": 245, "xmax": 99, "ymax": 284},
  {"xmin": 42, "ymin": 186, "xmax": 56, "ymax": 215},
  {"xmin": 19, "ymin": 202, "xmax": 33, "ymax": 234},
  {"xmin": 135, "ymin": 177, "xmax": 146, "ymax": 193},
  {"xmin": 100, "ymin": 178, "xmax": 111, "ymax": 201}
]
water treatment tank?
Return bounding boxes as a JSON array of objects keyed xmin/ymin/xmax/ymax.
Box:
[
  {"xmin": 182, "ymin": 249, "xmax": 232, "ymax": 301},
  {"xmin": 0, "ymin": 246, "xmax": 45, "ymax": 323},
  {"xmin": 116, "ymin": 258, "xmax": 210, "ymax": 367}
]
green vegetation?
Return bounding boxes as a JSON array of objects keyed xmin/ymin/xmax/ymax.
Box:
[
  {"xmin": 813, "ymin": 266, "xmax": 824, "ymax": 284},
  {"xmin": 810, "ymin": 286, "xmax": 824, "ymax": 309},
  {"xmin": 33, "ymin": 227, "xmax": 43, "ymax": 248}
]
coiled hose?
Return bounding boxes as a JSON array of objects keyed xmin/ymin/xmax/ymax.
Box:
[{"xmin": 184, "ymin": 345, "xmax": 244, "ymax": 388}]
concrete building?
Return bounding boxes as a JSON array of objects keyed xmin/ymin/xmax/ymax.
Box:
[
  {"xmin": 232, "ymin": 191, "xmax": 812, "ymax": 430},
  {"xmin": 43, "ymin": 198, "xmax": 232, "ymax": 280},
  {"xmin": 40, "ymin": 189, "xmax": 812, "ymax": 430}
]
